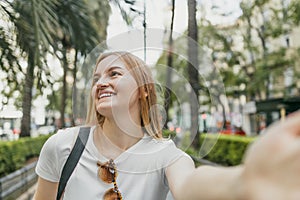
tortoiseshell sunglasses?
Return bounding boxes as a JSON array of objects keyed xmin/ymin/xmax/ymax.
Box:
[{"xmin": 97, "ymin": 159, "xmax": 122, "ymax": 200}]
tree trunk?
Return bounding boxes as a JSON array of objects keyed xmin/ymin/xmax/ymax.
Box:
[
  {"xmin": 71, "ymin": 50, "xmax": 78, "ymax": 126},
  {"xmin": 164, "ymin": 0, "xmax": 175, "ymax": 129},
  {"xmin": 20, "ymin": 55, "xmax": 34, "ymax": 137},
  {"xmin": 60, "ymin": 48, "xmax": 67, "ymax": 128},
  {"xmin": 187, "ymin": 0, "xmax": 200, "ymax": 148}
]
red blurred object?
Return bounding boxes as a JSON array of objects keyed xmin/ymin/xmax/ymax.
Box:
[
  {"xmin": 220, "ymin": 122, "xmax": 246, "ymax": 136},
  {"xmin": 13, "ymin": 128, "xmax": 21, "ymax": 134}
]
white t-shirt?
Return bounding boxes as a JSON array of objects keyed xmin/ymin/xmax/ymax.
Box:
[{"xmin": 36, "ymin": 126, "xmax": 191, "ymax": 200}]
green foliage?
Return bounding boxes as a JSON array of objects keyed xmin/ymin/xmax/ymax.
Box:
[
  {"xmin": 186, "ymin": 134, "xmax": 256, "ymax": 166},
  {"xmin": 162, "ymin": 129, "xmax": 176, "ymax": 139},
  {"xmin": 211, "ymin": 0, "xmax": 300, "ymax": 101},
  {"xmin": 0, "ymin": 135, "xmax": 50, "ymax": 177},
  {"xmin": 289, "ymin": 0, "xmax": 300, "ymax": 25},
  {"xmin": 84, "ymin": 0, "xmax": 111, "ymax": 40},
  {"xmin": 0, "ymin": 24, "xmax": 23, "ymax": 106}
]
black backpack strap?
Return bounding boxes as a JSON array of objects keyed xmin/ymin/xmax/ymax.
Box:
[{"xmin": 56, "ymin": 126, "xmax": 90, "ymax": 200}]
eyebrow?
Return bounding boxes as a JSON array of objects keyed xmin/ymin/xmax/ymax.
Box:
[{"xmin": 107, "ymin": 66, "xmax": 123, "ymax": 72}]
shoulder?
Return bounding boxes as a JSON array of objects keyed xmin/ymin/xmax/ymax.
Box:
[
  {"xmin": 148, "ymin": 137, "xmax": 182, "ymax": 153},
  {"xmin": 55, "ymin": 126, "xmax": 81, "ymax": 139},
  {"xmin": 42, "ymin": 126, "xmax": 81, "ymax": 155},
  {"xmin": 145, "ymin": 137, "xmax": 191, "ymax": 164},
  {"xmin": 36, "ymin": 126, "xmax": 83, "ymax": 182}
]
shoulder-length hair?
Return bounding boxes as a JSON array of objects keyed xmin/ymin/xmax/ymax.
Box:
[{"xmin": 85, "ymin": 51, "xmax": 162, "ymax": 139}]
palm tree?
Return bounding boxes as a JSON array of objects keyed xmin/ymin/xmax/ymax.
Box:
[
  {"xmin": 1, "ymin": 0, "xmax": 127, "ymax": 135},
  {"xmin": 51, "ymin": 0, "xmax": 102, "ymax": 128},
  {"xmin": 9, "ymin": 0, "xmax": 60, "ymax": 137}
]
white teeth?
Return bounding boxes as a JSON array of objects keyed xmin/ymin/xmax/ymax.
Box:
[{"xmin": 99, "ymin": 93, "xmax": 113, "ymax": 99}]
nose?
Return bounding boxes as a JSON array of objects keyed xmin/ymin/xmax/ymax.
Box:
[{"xmin": 96, "ymin": 77, "xmax": 109, "ymax": 88}]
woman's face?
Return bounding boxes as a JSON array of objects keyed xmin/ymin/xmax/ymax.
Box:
[{"xmin": 91, "ymin": 55, "xmax": 140, "ymax": 119}]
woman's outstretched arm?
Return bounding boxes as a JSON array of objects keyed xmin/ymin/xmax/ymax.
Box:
[
  {"xmin": 168, "ymin": 111, "xmax": 300, "ymax": 200},
  {"xmin": 167, "ymin": 156, "xmax": 243, "ymax": 200}
]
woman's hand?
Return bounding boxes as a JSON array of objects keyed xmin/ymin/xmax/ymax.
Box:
[{"xmin": 240, "ymin": 111, "xmax": 300, "ymax": 200}]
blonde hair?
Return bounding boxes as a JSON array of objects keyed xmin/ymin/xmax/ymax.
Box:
[{"xmin": 86, "ymin": 51, "xmax": 162, "ymax": 139}]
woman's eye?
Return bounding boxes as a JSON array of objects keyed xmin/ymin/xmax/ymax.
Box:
[
  {"xmin": 93, "ymin": 77, "xmax": 99, "ymax": 83},
  {"xmin": 111, "ymin": 71, "xmax": 121, "ymax": 77}
]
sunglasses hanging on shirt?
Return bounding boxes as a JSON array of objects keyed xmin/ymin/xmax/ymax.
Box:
[{"xmin": 97, "ymin": 159, "xmax": 123, "ymax": 200}]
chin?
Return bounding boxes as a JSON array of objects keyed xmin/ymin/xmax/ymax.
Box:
[{"xmin": 96, "ymin": 105, "xmax": 116, "ymax": 117}]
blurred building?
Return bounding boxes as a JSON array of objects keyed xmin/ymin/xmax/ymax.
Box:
[{"xmin": 239, "ymin": 0, "xmax": 300, "ymax": 135}]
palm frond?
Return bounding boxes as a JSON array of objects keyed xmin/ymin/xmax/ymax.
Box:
[
  {"xmin": 12, "ymin": 0, "xmax": 60, "ymax": 55},
  {"xmin": 54, "ymin": 0, "xmax": 100, "ymax": 54},
  {"xmin": 111, "ymin": 0, "xmax": 134, "ymax": 26}
]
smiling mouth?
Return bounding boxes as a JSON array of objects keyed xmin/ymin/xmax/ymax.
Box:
[{"xmin": 98, "ymin": 92, "xmax": 115, "ymax": 99}]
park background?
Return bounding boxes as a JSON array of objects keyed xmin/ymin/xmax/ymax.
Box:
[{"xmin": 0, "ymin": 0, "xmax": 300, "ymax": 199}]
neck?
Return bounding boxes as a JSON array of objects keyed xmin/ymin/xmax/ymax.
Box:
[
  {"xmin": 103, "ymin": 119, "xmax": 144, "ymax": 149},
  {"xmin": 93, "ymin": 118, "xmax": 144, "ymax": 159}
]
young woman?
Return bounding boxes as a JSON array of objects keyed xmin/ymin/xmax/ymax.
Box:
[{"xmin": 33, "ymin": 51, "xmax": 300, "ymax": 200}]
